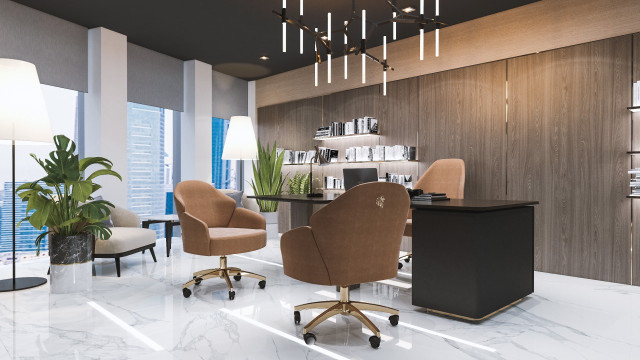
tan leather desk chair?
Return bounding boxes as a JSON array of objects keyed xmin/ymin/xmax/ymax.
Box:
[
  {"xmin": 174, "ymin": 180, "xmax": 267, "ymax": 300},
  {"xmin": 400, "ymin": 158, "xmax": 465, "ymax": 268},
  {"xmin": 281, "ymin": 182, "xmax": 410, "ymax": 348}
]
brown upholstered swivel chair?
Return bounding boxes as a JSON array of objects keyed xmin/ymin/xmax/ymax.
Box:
[
  {"xmin": 399, "ymin": 158, "xmax": 465, "ymax": 267},
  {"xmin": 281, "ymin": 182, "xmax": 410, "ymax": 348},
  {"xmin": 174, "ymin": 180, "xmax": 267, "ymax": 300}
]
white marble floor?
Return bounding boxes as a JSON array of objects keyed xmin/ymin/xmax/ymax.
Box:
[{"xmin": 0, "ymin": 238, "xmax": 639, "ymax": 360}]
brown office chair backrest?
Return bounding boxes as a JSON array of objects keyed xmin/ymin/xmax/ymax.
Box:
[
  {"xmin": 174, "ymin": 180, "xmax": 236, "ymax": 228},
  {"xmin": 415, "ymin": 159, "xmax": 465, "ymax": 199},
  {"xmin": 309, "ymin": 182, "xmax": 410, "ymax": 286}
]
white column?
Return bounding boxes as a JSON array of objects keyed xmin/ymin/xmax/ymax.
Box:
[
  {"xmin": 244, "ymin": 81, "xmax": 257, "ymax": 194},
  {"xmin": 84, "ymin": 27, "xmax": 128, "ymax": 207},
  {"xmin": 182, "ymin": 60, "xmax": 213, "ymax": 182}
]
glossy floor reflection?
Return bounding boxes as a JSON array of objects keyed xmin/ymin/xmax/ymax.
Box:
[{"xmin": 0, "ymin": 238, "xmax": 639, "ymax": 359}]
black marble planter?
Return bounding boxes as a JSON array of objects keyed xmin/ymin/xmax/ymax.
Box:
[{"xmin": 49, "ymin": 233, "xmax": 93, "ymax": 265}]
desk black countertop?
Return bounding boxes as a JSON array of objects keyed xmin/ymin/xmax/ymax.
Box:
[
  {"xmin": 411, "ymin": 198, "xmax": 539, "ymax": 212},
  {"xmin": 248, "ymin": 193, "xmax": 340, "ymax": 204}
]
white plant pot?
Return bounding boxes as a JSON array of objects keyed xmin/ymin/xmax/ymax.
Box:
[{"xmin": 260, "ymin": 212, "xmax": 279, "ymax": 239}]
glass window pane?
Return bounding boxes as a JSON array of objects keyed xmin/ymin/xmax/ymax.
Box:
[{"xmin": 212, "ymin": 117, "xmax": 237, "ymax": 189}]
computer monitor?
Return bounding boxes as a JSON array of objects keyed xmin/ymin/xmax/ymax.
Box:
[{"xmin": 343, "ymin": 168, "xmax": 379, "ymax": 191}]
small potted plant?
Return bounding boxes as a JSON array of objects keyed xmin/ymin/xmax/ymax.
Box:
[
  {"xmin": 17, "ymin": 135, "xmax": 121, "ymax": 293},
  {"xmin": 249, "ymin": 140, "xmax": 287, "ymax": 239}
]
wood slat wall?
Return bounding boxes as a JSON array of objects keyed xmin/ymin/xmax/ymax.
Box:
[
  {"xmin": 632, "ymin": 33, "xmax": 640, "ymax": 286},
  {"xmin": 257, "ymin": 35, "xmax": 636, "ymax": 285},
  {"xmin": 507, "ymin": 36, "xmax": 632, "ymax": 284}
]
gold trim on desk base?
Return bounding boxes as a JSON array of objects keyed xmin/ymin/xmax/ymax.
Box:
[{"xmin": 426, "ymin": 298, "xmax": 523, "ymax": 322}]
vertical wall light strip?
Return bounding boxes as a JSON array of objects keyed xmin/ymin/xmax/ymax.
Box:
[
  {"xmin": 362, "ymin": 9, "xmax": 366, "ymax": 84},
  {"xmin": 392, "ymin": 12, "xmax": 397, "ymax": 40},
  {"xmin": 299, "ymin": 0, "xmax": 303, "ymax": 54},
  {"xmin": 383, "ymin": 36, "xmax": 387, "ymax": 96},
  {"xmin": 314, "ymin": 27, "xmax": 318, "ymax": 87},
  {"xmin": 327, "ymin": 12, "xmax": 332, "ymax": 84},
  {"xmin": 344, "ymin": 21, "xmax": 348, "ymax": 79},
  {"xmin": 419, "ymin": 0, "xmax": 424, "ymax": 60},
  {"xmin": 435, "ymin": 0, "xmax": 440, "ymax": 57},
  {"xmin": 282, "ymin": 0, "xmax": 287, "ymax": 52}
]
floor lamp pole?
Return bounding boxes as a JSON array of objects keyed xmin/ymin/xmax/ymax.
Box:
[{"xmin": 0, "ymin": 140, "xmax": 48, "ymax": 292}]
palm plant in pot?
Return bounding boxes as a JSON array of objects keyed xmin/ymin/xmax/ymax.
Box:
[
  {"xmin": 16, "ymin": 135, "xmax": 121, "ymax": 293},
  {"xmin": 249, "ymin": 140, "xmax": 287, "ymax": 239}
]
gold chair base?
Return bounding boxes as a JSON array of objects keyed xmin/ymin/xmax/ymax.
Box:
[
  {"xmin": 294, "ymin": 286, "xmax": 399, "ymax": 339},
  {"xmin": 398, "ymin": 252, "xmax": 412, "ymax": 262},
  {"xmin": 182, "ymin": 255, "xmax": 266, "ymax": 294}
]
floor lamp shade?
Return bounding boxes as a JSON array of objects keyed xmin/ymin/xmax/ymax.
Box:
[
  {"xmin": 221, "ymin": 116, "xmax": 258, "ymax": 160},
  {"xmin": 0, "ymin": 59, "xmax": 52, "ymax": 143}
]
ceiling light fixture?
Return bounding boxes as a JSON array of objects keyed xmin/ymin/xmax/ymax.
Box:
[
  {"xmin": 274, "ymin": 0, "xmax": 446, "ymax": 95},
  {"xmin": 259, "ymin": 56, "xmax": 270, "ymax": 61}
]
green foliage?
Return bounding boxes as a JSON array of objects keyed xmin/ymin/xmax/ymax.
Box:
[
  {"xmin": 288, "ymin": 172, "xmax": 311, "ymax": 195},
  {"xmin": 249, "ymin": 140, "xmax": 287, "ymax": 212},
  {"xmin": 16, "ymin": 135, "xmax": 122, "ymax": 254}
]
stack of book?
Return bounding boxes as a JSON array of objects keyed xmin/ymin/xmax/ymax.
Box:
[
  {"xmin": 630, "ymin": 168, "xmax": 640, "ymax": 195},
  {"xmin": 345, "ymin": 145, "xmax": 416, "ymax": 162},
  {"xmin": 315, "ymin": 116, "xmax": 379, "ymax": 138},
  {"xmin": 277, "ymin": 147, "xmax": 339, "ymax": 164},
  {"xmin": 324, "ymin": 176, "xmax": 344, "ymax": 189},
  {"xmin": 412, "ymin": 193, "xmax": 448, "ymax": 201}
]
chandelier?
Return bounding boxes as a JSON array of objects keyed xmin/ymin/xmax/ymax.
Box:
[{"xmin": 274, "ymin": 0, "xmax": 446, "ymax": 95}]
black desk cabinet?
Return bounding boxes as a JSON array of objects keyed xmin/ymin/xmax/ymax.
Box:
[{"xmin": 412, "ymin": 201, "xmax": 535, "ymax": 321}]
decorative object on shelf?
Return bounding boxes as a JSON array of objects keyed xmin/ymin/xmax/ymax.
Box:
[
  {"xmin": 16, "ymin": 135, "xmax": 122, "ymax": 293},
  {"xmin": 629, "ymin": 169, "xmax": 640, "ymax": 197},
  {"xmin": 0, "ymin": 59, "xmax": 53, "ymax": 293},
  {"xmin": 274, "ymin": 0, "xmax": 446, "ymax": 92},
  {"xmin": 288, "ymin": 172, "xmax": 311, "ymax": 194},
  {"xmin": 324, "ymin": 176, "xmax": 345, "ymax": 190},
  {"xmin": 249, "ymin": 140, "xmax": 287, "ymax": 239},
  {"xmin": 384, "ymin": 173, "xmax": 413, "ymax": 188}
]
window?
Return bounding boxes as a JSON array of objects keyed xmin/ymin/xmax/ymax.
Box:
[
  {"xmin": 0, "ymin": 85, "xmax": 80, "ymax": 261},
  {"xmin": 212, "ymin": 117, "xmax": 239, "ymax": 189},
  {"xmin": 126, "ymin": 103, "xmax": 174, "ymax": 221}
]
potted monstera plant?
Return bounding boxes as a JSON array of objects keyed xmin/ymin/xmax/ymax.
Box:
[
  {"xmin": 17, "ymin": 135, "xmax": 121, "ymax": 293},
  {"xmin": 249, "ymin": 140, "xmax": 287, "ymax": 239}
]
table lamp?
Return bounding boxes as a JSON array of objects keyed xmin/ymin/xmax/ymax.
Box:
[
  {"xmin": 222, "ymin": 116, "xmax": 258, "ymax": 189},
  {"xmin": 0, "ymin": 59, "xmax": 53, "ymax": 292},
  {"xmin": 307, "ymin": 145, "xmax": 330, "ymax": 197}
]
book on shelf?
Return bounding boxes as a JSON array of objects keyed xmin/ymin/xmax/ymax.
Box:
[
  {"xmin": 315, "ymin": 116, "xmax": 379, "ymax": 138},
  {"xmin": 324, "ymin": 176, "xmax": 344, "ymax": 190}
]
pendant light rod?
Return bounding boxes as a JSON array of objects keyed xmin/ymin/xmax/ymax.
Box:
[{"xmin": 299, "ymin": 0, "xmax": 303, "ymax": 54}]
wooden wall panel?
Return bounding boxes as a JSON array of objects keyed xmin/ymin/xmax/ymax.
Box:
[
  {"xmin": 507, "ymin": 36, "xmax": 632, "ymax": 284},
  {"xmin": 419, "ymin": 61, "xmax": 507, "ymax": 200},
  {"xmin": 632, "ymin": 33, "xmax": 640, "ymax": 286}
]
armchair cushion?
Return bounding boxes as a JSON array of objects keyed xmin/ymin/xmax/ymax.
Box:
[
  {"xmin": 110, "ymin": 206, "xmax": 141, "ymax": 228},
  {"xmin": 95, "ymin": 227, "xmax": 156, "ymax": 255},
  {"xmin": 208, "ymin": 228, "xmax": 266, "ymax": 255}
]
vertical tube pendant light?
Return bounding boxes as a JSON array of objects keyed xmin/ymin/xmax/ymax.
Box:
[
  {"xmin": 327, "ymin": 12, "xmax": 332, "ymax": 84},
  {"xmin": 362, "ymin": 9, "xmax": 366, "ymax": 84},
  {"xmin": 383, "ymin": 36, "xmax": 387, "ymax": 96},
  {"xmin": 435, "ymin": 0, "xmax": 440, "ymax": 57},
  {"xmin": 314, "ymin": 27, "xmax": 318, "ymax": 87},
  {"xmin": 299, "ymin": 0, "xmax": 303, "ymax": 54},
  {"xmin": 344, "ymin": 21, "xmax": 348, "ymax": 79},
  {"xmin": 419, "ymin": 0, "xmax": 424, "ymax": 60},
  {"xmin": 392, "ymin": 12, "xmax": 397, "ymax": 40},
  {"xmin": 282, "ymin": 0, "xmax": 287, "ymax": 52}
]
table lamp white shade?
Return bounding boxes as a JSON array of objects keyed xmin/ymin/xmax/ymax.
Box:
[
  {"xmin": 221, "ymin": 116, "xmax": 258, "ymax": 160},
  {"xmin": 0, "ymin": 59, "xmax": 52, "ymax": 144}
]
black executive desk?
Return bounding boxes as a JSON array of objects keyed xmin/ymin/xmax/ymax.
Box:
[{"xmin": 411, "ymin": 199, "xmax": 538, "ymax": 321}]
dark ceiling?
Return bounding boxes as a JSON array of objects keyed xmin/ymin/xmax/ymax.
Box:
[{"xmin": 13, "ymin": 0, "xmax": 538, "ymax": 80}]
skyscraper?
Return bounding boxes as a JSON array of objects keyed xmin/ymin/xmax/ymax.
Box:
[
  {"xmin": 0, "ymin": 181, "xmax": 48, "ymax": 253},
  {"xmin": 127, "ymin": 103, "xmax": 166, "ymax": 219},
  {"xmin": 212, "ymin": 117, "xmax": 236, "ymax": 189}
]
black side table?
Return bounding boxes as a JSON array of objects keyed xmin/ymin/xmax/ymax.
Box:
[{"xmin": 141, "ymin": 215, "xmax": 180, "ymax": 257}]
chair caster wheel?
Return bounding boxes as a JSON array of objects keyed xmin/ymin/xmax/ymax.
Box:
[
  {"xmin": 233, "ymin": 275, "xmax": 242, "ymax": 281},
  {"xmin": 404, "ymin": 257, "xmax": 411, "ymax": 263},
  {"xmin": 182, "ymin": 288, "xmax": 192, "ymax": 298},
  {"xmin": 303, "ymin": 332, "xmax": 316, "ymax": 345},
  {"xmin": 398, "ymin": 262, "xmax": 403, "ymax": 269},
  {"xmin": 294, "ymin": 311, "xmax": 301, "ymax": 324},
  {"xmin": 258, "ymin": 280, "xmax": 266, "ymax": 289},
  {"xmin": 194, "ymin": 277, "xmax": 202, "ymax": 285},
  {"xmin": 389, "ymin": 315, "xmax": 399, "ymax": 326},
  {"xmin": 369, "ymin": 335, "xmax": 381, "ymax": 349},
  {"xmin": 229, "ymin": 291, "xmax": 235, "ymax": 300}
]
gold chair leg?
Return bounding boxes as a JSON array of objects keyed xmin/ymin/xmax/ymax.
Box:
[
  {"xmin": 398, "ymin": 252, "xmax": 412, "ymax": 261},
  {"xmin": 221, "ymin": 270, "xmax": 234, "ymax": 292},
  {"xmin": 295, "ymin": 301, "xmax": 340, "ymax": 311},
  {"xmin": 238, "ymin": 271, "xmax": 266, "ymax": 281},
  {"xmin": 349, "ymin": 304, "xmax": 381, "ymax": 337},
  {"xmin": 302, "ymin": 304, "xmax": 342, "ymax": 334},
  {"xmin": 182, "ymin": 256, "xmax": 266, "ymax": 300},
  {"xmin": 194, "ymin": 268, "xmax": 219, "ymax": 277},
  {"xmin": 350, "ymin": 301, "xmax": 399, "ymax": 316}
]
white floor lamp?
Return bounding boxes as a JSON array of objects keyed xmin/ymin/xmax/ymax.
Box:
[
  {"xmin": 0, "ymin": 59, "xmax": 53, "ymax": 292},
  {"xmin": 221, "ymin": 116, "xmax": 258, "ymax": 190}
]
